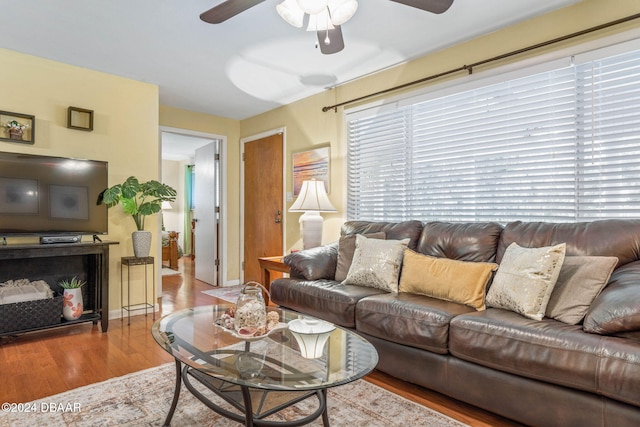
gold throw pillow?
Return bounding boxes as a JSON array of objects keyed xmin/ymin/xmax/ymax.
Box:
[{"xmin": 399, "ymin": 249, "xmax": 498, "ymax": 310}]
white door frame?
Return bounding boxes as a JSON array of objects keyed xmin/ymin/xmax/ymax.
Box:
[
  {"xmin": 240, "ymin": 127, "xmax": 287, "ymax": 284},
  {"xmin": 159, "ymin": 125, "xmax": 228, "ymax": 287}
]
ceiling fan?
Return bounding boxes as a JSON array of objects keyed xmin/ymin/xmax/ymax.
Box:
[{"xmin": 200, "ymin": 0, "xmax": 454, "ymax": 55}]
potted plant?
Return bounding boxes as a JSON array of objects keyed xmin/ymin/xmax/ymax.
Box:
[
  {"xmin": 99, "ymin": 176, "xmax": 176, "ymax": 257},
  {"xmin": 59, "ymin": 277, "xmax": 86, "ymax": 321},
  {"xmin": 5, "ymin": 120, "xmax": 28, "ymax": 140}
]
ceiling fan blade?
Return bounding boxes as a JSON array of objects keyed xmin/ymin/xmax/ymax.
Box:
[
  {"xmin": 318, "ymin": 26, "xmax": 345, "ymax": 55},
  {"xmin": 390, "ymin": 0, "xmax": 454, "ymax": 14},
  {"xmin": 200, "ymin": 0, "xmax": 266, "ymax": 24}
]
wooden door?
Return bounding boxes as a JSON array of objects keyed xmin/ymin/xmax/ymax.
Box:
[{"xmin": 244, "ymin": 133, "xmax": 284, "ymax": 283}]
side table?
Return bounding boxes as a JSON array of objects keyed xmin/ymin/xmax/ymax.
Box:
[
  {"xmin": 257, "ymin": 256, "xmax": 290, "ymax": 303},
  {"xmin": 120, "ymin": 256, "xmax": 155, "ymax": 325}
]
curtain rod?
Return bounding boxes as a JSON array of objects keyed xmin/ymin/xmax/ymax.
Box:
[{"xmin": 322, "ymin": 12, "xmax": 640, "ymax": 113}]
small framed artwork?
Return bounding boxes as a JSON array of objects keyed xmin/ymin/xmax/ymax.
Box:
[
  {"xmin": 0, "ymin": 110, "xmax": 35, "ymax": 144},
  {"xmin": 67, "ymin": 106, "xmax": 94, "ymax": 131},
  {"xmin": 292, "ymin": 145, "xmax": 330, "ymax": 196}
]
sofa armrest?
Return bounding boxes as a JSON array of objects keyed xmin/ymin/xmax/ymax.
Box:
[
  {"xmin": 283, "ymin": 243, "xmax": 338, "ymax": 280},
  {"xmin": 583, "ymin": 260, "xmax": 640, "ymax": 334}
]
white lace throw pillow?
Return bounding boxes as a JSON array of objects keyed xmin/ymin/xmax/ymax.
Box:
[
  {"xmin": 342, "ymin": 234, "xmax": 410, "ymax": 293},
  {"xmin": 486, "ymin": 242, "xmax": 566, "ymax": 320}
]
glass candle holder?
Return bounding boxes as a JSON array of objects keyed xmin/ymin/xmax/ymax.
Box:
[{"xmin": 288, "ymin": 317, "xmax": 336, "ymax": 359}]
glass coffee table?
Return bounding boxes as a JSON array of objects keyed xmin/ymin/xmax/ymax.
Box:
[{"xmin": 151, "ymin": 305, "xmax": 378, "ymax": 426}]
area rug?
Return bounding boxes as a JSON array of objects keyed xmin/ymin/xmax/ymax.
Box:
[
  {"xmin": 161, "ymin": 267, "xmax": 181, "ymax": 277},
  {"xmin": 201, "ymin": 284, "xmax": 243, "ymax": 303},
  {"xmin": 0, "ymin": 363, "xmax": 468, "ymax": 427}
]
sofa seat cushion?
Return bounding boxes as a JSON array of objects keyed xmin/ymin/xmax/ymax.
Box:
[
  {"xmin": 270, "ymin": 278, "xmax": 385, "ymax": 328},
  {"xmin": 356, "ymin": 293, "xmax": 476, "ymax": 354},
  {"xmin": 450, "ymin": 309, "xmax": 640, "ymax": 406}
]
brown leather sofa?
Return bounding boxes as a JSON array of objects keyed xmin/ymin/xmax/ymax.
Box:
[{"xmin": 270, "ymin": 220, "xmax": 640, "ymax": 427}]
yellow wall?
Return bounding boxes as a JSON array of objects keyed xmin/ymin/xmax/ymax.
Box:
[
  {"xmin": 161, "ymin": 159, "xmax": 183, "ymax": 242},
  {"xmin": 240, "ymin": 0, "xmax": 640, "ymax": 251},
  {"xmin": 159, "ymin": 105, "xmax": 241, "ymax": 283},
  {"xmin": 0, "ymin": 48, "xmax": 159, "ymax": 314}
]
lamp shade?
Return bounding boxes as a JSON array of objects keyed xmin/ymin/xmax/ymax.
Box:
[
  {"xmin": 306, "ymin": 8, "xmax": 334, "ymax": 31},
  {"xmin": 328, "ymin": 0, "xmax": 358, "ymax": 25},
  {"xmin": 289, "ymin": 180, "xmax": 336, "ymax": 212},
  {"xmin": 297, "ymin": 0, "xmax": 328, "ymax": 14},
  {"xmin": 276, "ymin": 0, "xmax": 304, "ymax": 28},
  {"xmin": 161, "ymin": 201, "xmax": 172, "ymax": 210}
]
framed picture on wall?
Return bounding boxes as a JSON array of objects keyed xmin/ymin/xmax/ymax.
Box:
[
  {"xmin": 292, "ymin": 145, "xmax": 330, "ymax": 196},
  {"xmin": 0, "ymin": 110, "xmax": 35, "ymax": 144}
]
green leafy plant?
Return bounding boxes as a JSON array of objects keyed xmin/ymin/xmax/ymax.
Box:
[
  {"xmin": 59, "ymin": 277, "xmax": 86, "ymax": 289},
  {"xmin": 98, "ymin": 176, "xmax": 176, "ymax": 231},
  {"xmin": 4, "ymin": 120, "xmax": 27, "ymax": 131}
]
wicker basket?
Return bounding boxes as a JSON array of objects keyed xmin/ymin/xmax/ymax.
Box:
[{"xmin": 0, "ymin": 294, "xmax": 63, "ymax": 334}]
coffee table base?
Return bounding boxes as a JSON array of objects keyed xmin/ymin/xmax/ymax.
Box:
[{"xmin": 163, "ymin": 359, "xmax": 330, "ymax": 427}]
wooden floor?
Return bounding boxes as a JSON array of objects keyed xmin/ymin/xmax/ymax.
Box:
[{"xmin": 0, "ymin": 258, "xmax": 520, "ymax": 427}]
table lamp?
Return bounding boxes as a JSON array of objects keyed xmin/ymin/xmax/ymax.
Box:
[{"xmin": 289, "ymin": 179, "xmax": 337, "ymax": 250}]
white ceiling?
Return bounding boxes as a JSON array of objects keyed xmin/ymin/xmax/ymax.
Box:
[
  {"xmin": 161, "ymin": 132, "xmax": 216, "ymax": 162},
  {"xmin": 0, "ymin": 0, "xmax": 581, "ymax": 124}
]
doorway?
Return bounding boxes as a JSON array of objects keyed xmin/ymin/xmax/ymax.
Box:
[
  {"xmin": 160, "ymin": 126, "xmax": 227, "ymax": 288},
  {"xmin": 242, "ymin": 130, "xmax": 285, "ymax": 283}
]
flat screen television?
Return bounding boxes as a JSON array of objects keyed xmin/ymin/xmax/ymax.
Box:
[{"xmin": 0, "ymin": 151, "xmax": 108, "ymax": 236}]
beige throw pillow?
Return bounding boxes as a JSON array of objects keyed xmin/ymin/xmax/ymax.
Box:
[
  {"xmin": 342, "ymin": 235, "xmax": 410, "ymax": 293},
  {"xmin": 545, "ymin": 255, "xmax": 617, "ymax": 325},
  {"xmin": 399, "ymin": 249, "xmax": 498, "ymax": 310},
  {"xmin": 335, "ymin": 232, "xmax": 385, "ymax": 281},
  {"xmin": 486, "ymin": 242, "xmax": 566, "ymax": 320}
]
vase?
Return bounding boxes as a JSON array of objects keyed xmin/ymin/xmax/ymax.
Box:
[
  {"xmin": 234, "ymin": 283, "xmax": 267, "ymax": 332},
  {"xmin": 62, "ymin": 288, "xmax": 83, "ymax": 321},
  {"xmin": 132, "ymin": 230, "xmax": 152, "ymax": 257}
]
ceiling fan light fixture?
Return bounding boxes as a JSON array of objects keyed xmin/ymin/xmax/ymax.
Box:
[
  {"xmin": 276, "ymin": 0, "xmax": 304, "ymax": 28},
  {"xmin": 328, "ymin": 0, "xmax": 358, "ymax": 25},
  {"xmin": 306, "ymin": 8, "xmax": 335, "ymax": 32},
  {"xmin": 297, "ymin": 0, "xmax": 328, "ymax": 15}
]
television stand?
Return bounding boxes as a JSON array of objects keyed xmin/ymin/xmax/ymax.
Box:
[{"xmin": 0, "ymin": 241, "xmax": 118, "ymax": 336}]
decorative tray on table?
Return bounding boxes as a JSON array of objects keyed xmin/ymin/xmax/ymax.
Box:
[
  {"xmin": 214, "ymin": 307, "xmax": 288, "ymax": 342},
  {"xmin": 216, "ymin": 322, "xmax": 289, "ymax": 342}
]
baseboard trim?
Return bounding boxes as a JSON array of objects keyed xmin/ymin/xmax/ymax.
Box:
[{"xmin": 108, "ymin": 303, "xmax": 159, "ymax": 320}]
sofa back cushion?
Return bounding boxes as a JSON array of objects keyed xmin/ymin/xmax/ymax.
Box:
[
  {"xmin": 497, "ymin": 220, "xmax": 640, "ymax": 267},
  {"xmin": 341, "ymin": 220, "xmax": 423, "ymax": 250},
  {"xmin": 417, "ymin": 222, "xmax": 503, "ymax": 263}
]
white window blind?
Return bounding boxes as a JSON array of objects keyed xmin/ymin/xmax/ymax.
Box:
[{"xmin": 347, "ymin": 44, "xmax": 640, "ymax": 222}]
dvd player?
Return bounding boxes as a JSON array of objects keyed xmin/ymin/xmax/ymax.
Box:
[{"xmin": 40, "ymin": 235, "xmax": 82, "ymax": 244}]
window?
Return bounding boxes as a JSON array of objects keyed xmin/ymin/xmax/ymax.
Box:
[{"xmin": 346, "ymin": 42, "xmax": 640, "ymax": 223}]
